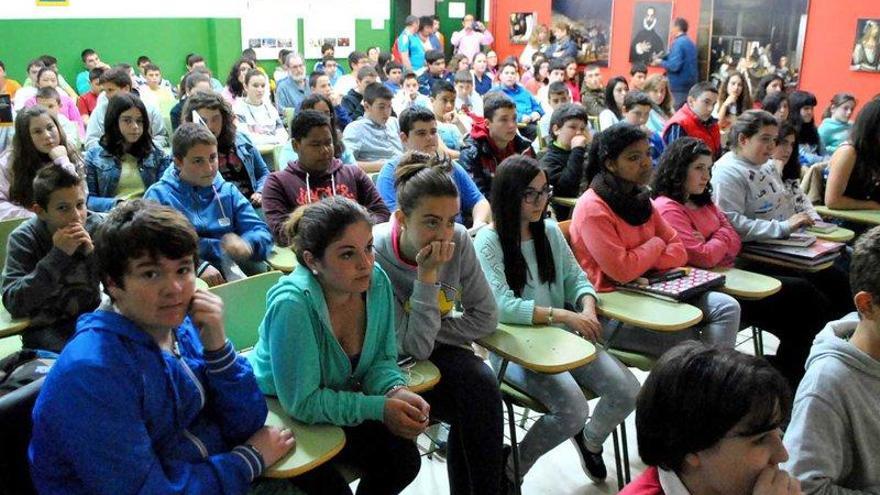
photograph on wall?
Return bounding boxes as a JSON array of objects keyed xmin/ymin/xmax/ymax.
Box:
[
  {"xmin": 551, "ymin": 0, "xmax": 613, "ymax": 66},
  {"xmin": 509, "ymin": 12, "xmax": 537, "ymax": 44},
  {"xmin": 302, "ymin": 1, "xmax": 357, "ymax": 59},
  {"xmin": 240, "ymin": 0, "xmax": 298, "ymax": 60},
  {"xmin": 629, "ymin": 2, "xmax": 672, "ymax": 64},
  {"xmin": 851, "ymin": 19, "xmax": 880, "ymax": 72},
  {"xmin": 707, "ymin": 0, "xmax": 809, "ymax": 91}
]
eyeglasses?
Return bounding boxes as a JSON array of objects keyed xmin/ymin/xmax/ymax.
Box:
[{"xmin": 522, "ymin": 184, "xmax": 553, "ymax": 204}]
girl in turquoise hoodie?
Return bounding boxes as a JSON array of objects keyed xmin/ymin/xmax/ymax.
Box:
[
  {"xmin": 248, "ymin": 196, "xmax": 427, "ymax": 495},
  {"xmin": 818, "ymin": 93, "xmax": 856, "ymax": 154}
]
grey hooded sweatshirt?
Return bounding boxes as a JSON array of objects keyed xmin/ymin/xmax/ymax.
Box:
[{"xmin": 782, "ymin": 313, "xmax": 880, "ymax": 495}]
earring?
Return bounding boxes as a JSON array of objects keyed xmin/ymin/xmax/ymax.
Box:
[{"xmin": 312, "ymin": 269, "xmax": 319, "ymax": 275}]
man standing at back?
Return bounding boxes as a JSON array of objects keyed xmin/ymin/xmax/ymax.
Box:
[
  {"xmin": 653, "ymin": 17, "xmax": 697, "ymax": 110},
  {"xmin": 397, "ymin": 15, "xmax": 426, "ymax": 73}
]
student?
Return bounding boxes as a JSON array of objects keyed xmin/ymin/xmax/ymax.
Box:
[
  {"xmin": 383, "ymin": 61, "xmax": 404, "ymax": 93},
  {"xmin": 537, "ymin": 60, "xmax": 569, "ymax": 115},
  {"xmin": 35, "ymin": 87, "xmax": 81, "ymax": 150},
  {"xmin": 74, "ymin": 49, "xmax": 108, "ymax": 95},
  {"xmin": 263, "ymin": 110, "xmax": 389, "ymax": 245},
  {"xmin": 271, "ymin": 48, "xmax": 292, "ymax": 87},
  {"xmin": 372, "ymin": 159, "xmax": 505, "ymax": 495},
  {"xmin": 453, "ymin": 69, "xmax": 484, "ymax": 117},
  {"xmin": 783, "ymin": 227, "xmax": 880, "ymax": 494},
  {"xmin": 141, "ymin": 63, "xmax": 176, "ymax": 116},
  {"xmin": 644, "ymin": 74, "xmax": 674, "ymax": 134},
  {"xmin": 391, "ymin": 72, "xmax": 432, "ymax": 117},
  {"xmin": 471, "ymin": 52, "xmax": 494, "ymax": 96},
  {"xmin": 620, "ymin": 341, "xmax": 799, "ymax": 495},
  {"xmin": 184, "ymin": 53, "xmax": 225, "ymax": 91},
  {"xmin": 29, "ymin": 199, "xmax": 294, "ymax": 494},
  {"xmin": 2, "ymin": 165, "xmax": 102, "ymax": 353},
  {"xmin": 714, "ymin": 71, "xmax": 753, "ymax": 133},
  {"xmin": 460, "ymin": 93, "xmax": 534, "ymax": 197},
  {"xmin": 534, "ymin": 81, "xmax": 572, "ymax": 152},
  {"xmin": 23, "ymin": 67, "xmax": 85, "ymax": 138},
  {"xmin": 475, "ymin": 156, "xmax": 640, "ymax": 485},
  {"xmin": 663, "ymin": 82, "xmax": 722, "ymax": 158},
  {"xmin": 170, "ymin": 70, "xmax": 213, "ymax": 131},
  {"xmin": 340, "ymin": 66, "xmax": 380, "ymax": 123},
  {"xmin": 342, "ymin": 83, "xmax": 404, "ymax": 172},
  {"xmin": 75, "ymin": 67, "xmax": 105, "ymax": 126},
  {"xmin": 0, "ymin": 106, "xmax": 83, "ymax": 220},
  {"xmin": 825, "ymin": 97, "xmax": 880, "ymax": 210},
  {"xmin": 623, "ymin": 91, "xmax": 665, "ymax": 163},
  {"xmin": 274, "ymin": 52, "xmax": 310, "ymax": 115},
  {"xmin": 417, "ymin": 50, "xmax": 448, "ymax": 96},
  {"xmin": 653, "ymin": 137, "xmax": 832, "ymax": 385},
  {"xmin": 486, "ymin": 50, "xmax": 500, "ymax": 80},
  {"xmin": 630, "ymin": 63, "xmax": 648, "ymax": 91},
  {"xmin": 545, "ymin": 21, "xmax": 579, "ymax": 60},
  {"xmin": 0, "ymin": 60, "xmax": 21, "ymax": 101},
  {"xmin": 181, "ymin": 91, "xmax": 270, "ymax": 209},
  {"xmin": 277, "ymin": 93, "xmax": 357, "ymax": 168},
  {"xmin": 599, "ymin": 76, "xmax": 629, "ymax": 131},
  {"xmin": 30, "ymin": 55, "xmax": 77, "ymax": 99},
  {"xmin": 580, "ymin": 64, "xmax": 605, "ymax": 117},
  {"xmin": 85, "ymin": 67, "xmax": 168, "ymax": 150},
  {"xmin": 762, "ymin": 92, "xmax": 790, "ymax": 123},
  {"xmin": 248, "ymin": 197, "xmax": 424, "ymax": 494},
  {"xmin": 491, "ymin": 61, "xmax": 544, "ymax": 140},
  {"xmin": 308, "ymin": 70, "xmax": 352, "ymax": 129},
  {"xmin": 772, "ymin": 122, "xmax": 821, "ymax": 222},
  {"xmin": 11, "ymin": 59, "xmax": 44, "ymax": 111},
  {"xmin": 539, "ymin": 103, "xmax": 589, "ymax": 218},
  {"xmin": 560, "ymin": 58, "xmax": 581, "ymax": 106},
  {"xmin": 788, "ymin": 90, "xmax": 826, "ymax": 166},
  {"xmin": 316, "ymin": 54, "xmax": 342, "ymax": 87},
  {"xmin": 145, "ymin": 123, "xmax": 272, "ymax": 286},
  {"xmin": 334, "ymin": 51, "xmax": 371, "ymax": 97},
  {"xmin": 232, "ymin": 69, "xmax": 289, "ymax": 147},
  {"xmin": 753, "ymin": 74, "xmax": 785, "ymax": 109},
  {"xmin": 817, "ymin": 93, "xmax": 856, "ymax": 155},
  {"xmin": 221, "ymin": 58, "xmax": 256, "ymax": 105},
  {"xmin": 430, "ymin": 80, "xmax": 465, "ymax": 155},
  {"xmin": 570, "ymin": 124, "xmax": 740, "ymax": 355},
  {"xmin": 84, "ymin": 93, "xmax": 171, "ymax": 212},
  {"xmin": 712, "ymin": 110, "xmax": 853, "ymax": 317}
]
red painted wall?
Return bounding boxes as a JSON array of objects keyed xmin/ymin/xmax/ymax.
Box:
[{"xmin": 488, "ymin": 0, "xmax": 552, "ymax": 64}]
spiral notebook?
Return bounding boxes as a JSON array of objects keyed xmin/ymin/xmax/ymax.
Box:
[{"xmin": 617, "ymin": 268, "xmax": 726, "ymax": 302}]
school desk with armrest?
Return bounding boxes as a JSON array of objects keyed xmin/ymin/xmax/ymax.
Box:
[
  {"xmin": 738, "ymin": 252, "xmax": 835, "ymax": 273},
  {"xmin": 711, "ymin": 266, "xmax": 781, "ymax": 356},
  {"xmin": 263, "ymin": 397, "xmax": 346, "ymax": 479},
  {"xmin": 808, "ymin": 226, "xmax": 855, "ymax": 243},
  {"xmin": 208, "ymin": 271, "xmax": 283, "ymax": 351},
  {"xmin": 552, "ymin": 196, "xmax": 578, "ymax": 209},
  {"xmin": 815, "ymin": 205, "xmax": 880, "ymax": 227},
  {"xmin": 267, "ymin": 247, "xmax": 298, "ymax": 273},
  {"xmin": 0, "ymin": 303, "xmax": 30, "ymax": 339},
  {"xmin": 0, "ymin": 217, "xmax": 28, "ymax": 268},
  {"xmin": 406, "ymin": 360, "xmax": 440, "ymax": 394}
]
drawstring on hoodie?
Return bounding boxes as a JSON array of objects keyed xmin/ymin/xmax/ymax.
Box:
[
  {"xmin": 211, "ymin": 185, "xmax": 231, "ymax": 227},
  {"xmin": 305, "ymin": 172, "xmax": 336, "ymax": 203}
]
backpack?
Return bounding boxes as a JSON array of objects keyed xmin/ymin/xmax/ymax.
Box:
[{"xmin": 0, "ymin": 350, "xmax": 54, "ymax": 398}]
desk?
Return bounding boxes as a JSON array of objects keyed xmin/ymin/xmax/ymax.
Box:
[
  {"xmin": 809, "ymin": 226, "xmax": 856, "ymax": 243},
  {"xmin": 195, "ymin": 278, "xmax": 209, "ymax": 290},
  {"xmin": 0, "ymin": 303, "xmax": 30, "ymax": 339},
  {"xmin": 596, "ymin": 291, "xmax": 703, "ymax": 332},
  {"xmin": 815, "ymin": 206, "xmax": 880, "ymax": 226},
  {"xmin": 552, "ymin": 196, "xmax": 578, "ymax": 208},
  {"xmin": 407, "ymin": 360, "xmax": 440, "ymax": 394},
  {"xmin": 739, "ymin": 252, "xmax": 834, "ymax": 273},
  {"xmin": 477, "ymin": 323, "xmax": 597, "ymax": 374},
  {"xmin": 263, "ymin": 398, "xmax": 346, "ymax": 479},
  {"xmin": 711, "ymin": 267, "xmax": 781, "ymax": 300},
  {"xmin": 267, "ymin": 248, "xmax": 298, "ymax": 273}
]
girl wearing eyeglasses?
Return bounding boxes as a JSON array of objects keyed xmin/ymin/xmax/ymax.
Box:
[{"xmin": 473, "ymin": 155, "xmax": 639, "ymax": 487}]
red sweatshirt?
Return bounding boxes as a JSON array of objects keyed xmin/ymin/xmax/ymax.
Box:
[
  {"xmin": 570, "ymin": 189, "xmax": 687, "ymax": 292},
  {"xmin": 620, "ymin": 466, "xmax": 665, "ymax": 495},
  {"xmin": 652, "ymin": 196, "xmax": 741, "ymax": 269}
]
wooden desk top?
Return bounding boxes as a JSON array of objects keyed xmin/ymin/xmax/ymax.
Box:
[
  {"xmin": 267, "ymin": 248, "xmax": 298, "ymax": 273},
  {"xmin": 0, "ymin": 304, "xmax": 30, "ymax": 339},
  {"xmin": 263, "ymin": 398, "xmax": 346, "ymax": 479},
  {"xmin": 552, "ymin": 196, "xmax": 578, "ymax": 208},
  {"xmin": 406, "ymin": 360, "xmax": 440, "ymax": 394},
  {"xmin": 810, "ymin": 226, "xmax": 856, "ymax": 243},
  {"xmin": 815, "ymin": 206, "xmax": 880, "ymax": 226},
  {"xmin": 712, "ymin": 267, "xmax": 781, "ymax": 300},
  {"xmin": 477, "ymin": 323, "xmax": 597, "ymax": 374},
  {"xmin": 739, "ymin": 252, "xmax": 835, "ymax": 273},
  {"xmin": 597, "ymin": 290, "xmax": 703, "ymax": 332}
]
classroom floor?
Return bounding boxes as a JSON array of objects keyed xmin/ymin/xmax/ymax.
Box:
[{"xmin": 357, "ymin": 329, "xmax": 779, "ymax": 495}]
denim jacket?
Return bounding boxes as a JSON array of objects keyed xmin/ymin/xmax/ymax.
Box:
[
  {"xmin": 84, "ymin": 145, "xmax": 171, "ymax": 212},
  {"xmin": 228, "ymin": 131, "xmax": 271, "ymax": 195}
]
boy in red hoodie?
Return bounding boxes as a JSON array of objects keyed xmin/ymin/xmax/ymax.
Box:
[{"xmin": 262, "ymin": 110, "xmax": 390, "ymax": 245}]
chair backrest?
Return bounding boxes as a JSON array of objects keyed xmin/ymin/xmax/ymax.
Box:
[
  {"xmin": 0, "ymin": 217, "xmax": 27, "ymax": 270},
  {"xmin": 0, "ymin": 377, "xmax": 43, "ymax": 495},
  {"xmin": 558, "ymin": 220, "xmax": 572, "ymax": 245},
  {"xmin": 208, "ymin": 271, "xmax": 283, "ymax": 351}
]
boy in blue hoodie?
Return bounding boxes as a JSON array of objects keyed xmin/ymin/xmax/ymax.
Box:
[
  {"xmin": 29, "ymin": 200, "xmax": 295, "ymax": 495},
  {"xmin": 145, "ymin": 123, "xmax": 274, "ymax": 286}
]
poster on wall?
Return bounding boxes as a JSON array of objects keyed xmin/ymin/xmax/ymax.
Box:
[
  {"xmin": 509, "ymin": 12, "xmax": 536, "ymax": 44},
  {"xmin": 707, "ymin": 0, "xmax": 809, "ymax": 91},
  {"xmin": 629, "ymin": 2, "xmax": 672, "ymax": 64},
  {"xmin": 241, "ymin": 0, "xmax": 298, "ymax": 60},
  {"xmin": 302, "ymin": 0, "xmax": 357, "ymax": 60},
  {"xmin": 550, "ymin": 0, "xmax": 613, "ymax": 66},
  {"xmin": 36, "ymin": 0, "xmax": 69, "ymax": 5},
  {"xmin": 851, "ymin": 19, "xmax": 880, "ymax": 72}
]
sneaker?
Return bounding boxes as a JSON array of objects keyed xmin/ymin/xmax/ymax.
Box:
[{"xmin": 571, "ymin": 428, "xmax": 607, "ymax": 483}]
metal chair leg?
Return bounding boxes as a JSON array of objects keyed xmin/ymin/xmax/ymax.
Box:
[
  {"xmin": 505, "ymin": 400, "xmax": 523, "ymax": 495},
  {"xmin": 620, "ymin": 422, "xmax": 631, "ymax": 483},
  {"xmin": 611, "ymin": 427, "xmax": 624, "ymax": 490},
  {"xmin": 753, "ymin": 326, "xmax": 764, "ymax": 356},
  {"xmin": 519, "ymin": 408, "xmax": 530, "ymax": 429}
]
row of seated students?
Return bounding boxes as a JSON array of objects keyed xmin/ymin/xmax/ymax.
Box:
[{"xmin": 2, "ymin": 91, "xmax": 879, "ymax": 493}]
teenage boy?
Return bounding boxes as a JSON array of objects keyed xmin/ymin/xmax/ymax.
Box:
[
  {"xmin": 12, "ymin": 59, "xmax": 44, "ymax": 111},
  {"xmin": 274, "ymin": 52, "xmax": 310, "ymax": 115},
  {"xmin": 383, "ymin": 61, "xmax": 404, "ymax": 94},
  {"xmin": 539, "ymin": 103, "xmax": 590, "ymax": 219},
  {"xmin": 184, "ymin": 53, "xmax": 224, "ymax": 91},
  {"xmin": 75, "ymin": 67, "xmax": 105, "ymax": 125},
  {"xmin": 263, "ymin": 110, "xmax": 389, "ymax": 245},
  {"xmin": 316, "ymin": 55, "xmax": 342, "ymax": 86},
  {"xmin": 142, "ymin": 63, "xmax": 177, "ymax": 116},
  {"xmin": 144, "ymin": 124, "xmax": 273, "ymax": 286},
  {"xmin": 536, "ymin": 81, "xmax": 572, "ymax": 151},
  {"xmin": 460, "ymin": 92, "xmax": 535, "ymax": 197},
  {"xmin": 623, "ymin": 91, "xmax": 665, "ymax": 163},
  {"xmin": 663, "ymin": 81, "xmax": 721, "ymax": 158},
  {"xmin": 29, "ymin": 199, "xmax": 294, "ymax": 494},
  {"xmin": 453, "ymin": 69, "xmax": 483, "ymax": 117},
  {"xmin": 309, "ymin": 71, "xmax": 351, "ymax": 128},
  {"xmin": 538, "ymin": 60, "xmax": 569, "ymax": 114},
  {"xmin": 783, "ymin": 226, "xmax": 880, "ymax": 494},
  {"xmin": 630, "ymin": 63, "xmax": 648, "ymax": 91},
  {"xmin": 342, "ymin": 82, "xmax": 405, "ymax": 172},
  {"xmin": 271, "ymin": 48, "xmax": 292, "ymax": 87},
  {"xmin": 377, "ymin": 106, "xmax": 491, "ymax": 229},
  {"xmin": 35, "ymin": 87, "xmax": 81, "ymax": 149},
  {"xmin": 334, "ymin": 51, "xmax": 371, "ymax": 96},
  {"xmin": 75, "ymin": 49, "xmax": 108, "ymax": 95},
  {"xmin": 430, "ymin": 80, "xmax": 464, "ymax": 156},
  {"xmin": 581, "ymin": 65, "xmax": 606, "ymax": 117},
  {"xmin": 170, "ymin": 70, "xmax": 212, "ymax": 131},
  {"xmin": 85, "ymin": 67, "xmax": 168, "ymax": 149},
  {"xmin": 417, "ymin": 50, "xmax": 447, "ymax": 96},
  {"xmin": 340, "ymin": 66, "xmax": 379, "ymax": 123},
  {"xmin": 2, "ymin": 166, "xmax": 103, "ymax": 353},
  {"xmin": 391, "ymin": 72, "xmax": 431, "ymax": 117},
  {"xmin": 491, "ymin": 61, "xmax": 543, "ymax": 141}
]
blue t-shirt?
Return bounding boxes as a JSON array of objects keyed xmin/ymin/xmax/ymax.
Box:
[
  {"xmin": 399, "ymin": 31, "xmax": 426, "ymax": 71},
  {"xmin": 377, "ymin": 157, "xmax": 483, "ymax": 222},
  {"xmin": 438, "ymin": 123, "xmax": 463, "ymax": 150}
]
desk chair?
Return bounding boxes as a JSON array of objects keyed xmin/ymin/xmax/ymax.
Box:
[
  {"xmin": 207, "ymin": 270, "xmax": 283, "ymax": 351},
  {"xmin": 0, "ymin": 217, "xmax": 27, "ymax": 269}
]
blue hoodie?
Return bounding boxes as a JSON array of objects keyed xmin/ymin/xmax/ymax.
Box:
[
  {"xmin": 144, "ymin": 166, "xmax": 273, "ymax": 269},
  {"xmin": 490, "ymin": 84, "xmax": 544, "ymax": 122},
  {"xmin": 29, "ymin": 310, "xmax": 268, "ymax": 495}
]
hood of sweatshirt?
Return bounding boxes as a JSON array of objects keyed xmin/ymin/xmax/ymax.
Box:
[{"xmin": 806, "ymin": 313, "xmax": 880, "ymax": 379}]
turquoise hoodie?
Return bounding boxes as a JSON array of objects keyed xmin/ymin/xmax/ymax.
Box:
[
  {"xmin": 247, "ymin": 264, "xmax": 406, "ymax": 425},
  {"xmin": 817, "ymin": 118, "xmax": 852, "ymax": 155}
]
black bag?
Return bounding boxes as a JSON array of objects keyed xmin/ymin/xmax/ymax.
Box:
[{"xmin": 0, "ymin": 350, "xmax": 54, "ymax": 398}]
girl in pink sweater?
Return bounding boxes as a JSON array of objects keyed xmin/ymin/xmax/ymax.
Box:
[
  {"xmin": 570, "ymin": 124, "xmax": 740, "ymax": 356},
  {"xmin": 652, "ymin": 137, "xmax": 832, "ymax": 386}
]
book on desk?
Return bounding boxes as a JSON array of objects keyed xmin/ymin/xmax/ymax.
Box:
[
  {"xmin": 743, "ymin": 237, "xmax": 845, "ymax": 267},
  {"xmin": 616, "ymin": 268, "xmax": 726, "ymax": 302}
]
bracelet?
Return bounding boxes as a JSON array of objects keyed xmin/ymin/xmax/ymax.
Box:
[
  {"xmin": 385, "ymin": 384, "xmax": 407, "ymax": 398},
  {"xmin": 547, "ymin": 306, "xmax": 554, "ymax": 326}
]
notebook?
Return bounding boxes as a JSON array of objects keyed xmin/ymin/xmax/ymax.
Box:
[
  {"xmin": 744, "ymin": 238, "xmax": 844, "ymax": 261},
  {"xmin": 807, "ymin": 222, "xmax": 838, "ymax": 234},
  {"xmin": 617, "ymin": 268, "xmax": 726, "ymax": 302},
  {"xmin": 751, "ymin": 232, "xmax": 816, "ymax": 248}
]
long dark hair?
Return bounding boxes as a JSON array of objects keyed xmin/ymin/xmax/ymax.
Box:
[
  {"xmin": 848, "ymin": 97, "xmax": 880, "ymax": 191},
  {"xmin": 652, "ymin": 137, "xmax": 714, "ymax": 206},
  {"xmin": 584, "ymin": 123, "xmax": 649, "ymax": 186},
  {"xmin": 604, "ymin": 76, "xmax": 629, "ymax": 120},
  {"xmin": 9, "ymin": 106, "xmax": 80, "ymax": 207},
  {"xmin": 225, "ymin": 58, "xmax": 255, "ymax": 98},
  {"xmin": 717, "ymin": 71, "xmax": 753, "ymax": 117},
  {"xmin": 181, "ymin": 91, "xmax": 238, "ymax": 153},
  {"xmin": 753, "ymin": 74, "xmax": 784, "ymax": 103},
  {"xmin": 490, "ymin": 156, "xmax": 555, "ymax": 296},
  {"xmin": 100, "ymin": 93, "xmax": 154, "ymax": 160},
  {"xmin": 776, "ymin": 122, "xmax": 801, "ymax": 182},
  {"xmin": 788, "ymin": 90, "xmax": 820, "ymax": 148}
]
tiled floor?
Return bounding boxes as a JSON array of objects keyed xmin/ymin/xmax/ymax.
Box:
[{"xmin": 378, "ymin": 329, "xmax": 779, "ymax": 495}]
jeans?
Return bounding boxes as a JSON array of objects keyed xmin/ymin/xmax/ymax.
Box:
[{"xmin": 490, "ymin": 347, "xmax": 639, "ymax": 477}]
